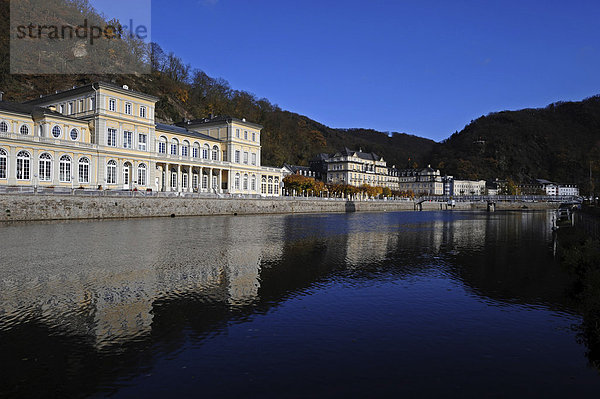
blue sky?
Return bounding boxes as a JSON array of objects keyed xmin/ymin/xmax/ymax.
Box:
[{"xmin": 90, "ymin": 0, "xmax": 600, "ymax": 142}]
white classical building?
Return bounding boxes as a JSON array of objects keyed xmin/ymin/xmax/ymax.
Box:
[{"xmin": 0, "ymin": 82, "xmax": 282, "ymax": 196}]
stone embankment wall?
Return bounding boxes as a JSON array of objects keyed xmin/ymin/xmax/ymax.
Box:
[{"xmin": 0, "ymin": 194, "xmax": 559, "ymax": 222}]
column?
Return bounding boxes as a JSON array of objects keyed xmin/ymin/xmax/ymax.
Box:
[
  {"xmin": 188, "ymin": 166, "xmax": 193, "ymax": 193},
  {"xmin": 199, "ymin": 166, "xmax": 204, "ymax": 192},
  {"xmin": 165, "ymin": 163, "xmax": 171, "ymax": 192},
  {"xmin": 177, "ymin": 164, "xmax": 181, "ymax": 192},
  {"xmin": 208, "ymin": 168, "xmax": 213, "ymax": 193},
  {"xmin": 217, "ymin": 169, "xmax": 222, "ymax": 193}
]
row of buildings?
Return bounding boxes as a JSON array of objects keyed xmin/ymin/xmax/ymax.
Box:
[
  {"xmin": 283, "ymin": 148, "xmax": 579, "ymax": 197},
  {"xmin": 0, "ymin": 83, "xmax": 579, "ymax": 197},
  {"xmin": 283, "ymin": 148, "xmax": 488, "ymax": 196},
  {"xmin": 0, "ymin": 82, "xmax": 282, "ymax": 196}
]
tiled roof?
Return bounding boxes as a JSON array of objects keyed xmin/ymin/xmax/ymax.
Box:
[
  {"xmin": 0, "ymin": 100, "xmax": 81, "ymax": 121},
  {"xmin": 155, "ymin": 123, "xmax": 219, "ymax": 142},
  {"xmin": 336, "ymin": 147, "xmax": 383, "ymax": 161},
  {"xmin": 25, "ymin": 82, "xmax": 159, "ymax": 104},
  {"xmin": 178, "ymin": 115, "xmax": 263, "ymax": 129}
]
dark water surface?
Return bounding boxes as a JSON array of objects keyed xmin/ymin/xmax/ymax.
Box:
[{"xmin": 1, "ymin": 211, "xmax": 599, "ymax": 398}]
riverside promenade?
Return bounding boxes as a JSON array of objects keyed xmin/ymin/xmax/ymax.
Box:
[{"xmin": 0, "ymin": 189, "xmax": 568, "ymax": 222}]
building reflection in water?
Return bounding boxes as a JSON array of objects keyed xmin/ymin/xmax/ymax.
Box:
[{"xmin": 0, "ymin": 210, "xmax": 577, "ymax": 397}]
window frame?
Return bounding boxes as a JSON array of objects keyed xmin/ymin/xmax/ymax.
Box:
[
  {"xmin": 137, "ymin": 163, "xmax": 147, "ymax": 186},
  {"xmin": 78, "ymin": 157, "xmax": 90, "ymax": 184},
  {"xmin": 106, "ymin": 160, "xmax": 117, "ymax": 184},
  {"xmin": 69, "ymin": 128, "xmax": 79, "ymax": 141},
  {"xmin": 0, "ymin": 148, "xmax": 7, "ymax": 179},
  {"xmin": 123, "ymin": 130, "xmax": 133, "ymax": 149},
  {"xmin": 107, "ymin": 128, "xmax": 117, "ymax": 147},
  {"xmin": 20, "ymin": 124, "xmax": 30, "ymax": 135},
  {"xmin": 59, "ymin": 155, "xmax": 72, "ymax": 183},
  {"xmin": 39, "ymin": 153, "xmax": 52, "ymax": 182},
  {"xmin": 138, "ymin": 133, "xmax": 147, "ymax": 151},
  {"xmin": 16, "ymin": 150, "xmax": 31, "ymax": 180}
]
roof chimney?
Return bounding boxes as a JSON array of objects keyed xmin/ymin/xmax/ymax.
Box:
[{"xmin": 0, "ymin": 91, "xmax": 3, "ymax": 101}]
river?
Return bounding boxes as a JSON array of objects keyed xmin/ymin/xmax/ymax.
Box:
[{"xmin": 0, "ymin": 210, "xmax": 598, "ymax": 398}]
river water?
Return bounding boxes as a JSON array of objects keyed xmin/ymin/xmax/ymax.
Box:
[{"xmin": 0, "ymin": 211, "xmax": 599, "ymax": 398}]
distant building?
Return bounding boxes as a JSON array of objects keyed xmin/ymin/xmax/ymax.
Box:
[
  {"xmin": 397, "ymin": 166, "xmax": 444, "ymax": 195},
  {"xmin": 442, "ymin": 176, "xmax": 486, "ymax": 196},
  {"xmin": 387, "ymin": 167, "xmax": 399, "ymax": 191},
  {"xmin": 325, "ymin": 148, "xmax": 389, "ymax": 187},
  {"xmin": 519, "ymin": 179, "xmax": 579, "ymax": 196},
  {"xmin": 282, "ymin": 163, "xmax": 316, "ymax": 178},
  {"xmin": 308, "ymin": 153, "xmax": 330, "ymax": 180},
  {"xmin": 486, "ymin": 181, "xmax": 499, "ymax": 196}
]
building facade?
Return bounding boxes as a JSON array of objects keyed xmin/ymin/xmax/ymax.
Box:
[
  {"xmin": 325, "ymin": 148, "xmax": 390, "ymax": 187},
  {"xmin": 397, "ymin": 166, "xmax": 444, "ymax": 195},
  {"xmin": 443, "ymin": 177, "xmax": 487, "ymax": 196},
  {"xmin": 0, "ymin": 82, "xmax": 281, "ymax": 196}
]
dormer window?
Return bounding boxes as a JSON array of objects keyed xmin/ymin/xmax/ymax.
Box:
[
  {"xmin": 59, "ymin": 104, "xmax": 65, "ymax": 114},
  {"xmin": 68, "ymin": 102, "xmax": 74, "ymax": 114},
  {"xmin": 125, "ymin": 102, "xmax": 132, "ymax": 115}
]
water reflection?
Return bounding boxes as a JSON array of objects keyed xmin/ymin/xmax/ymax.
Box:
[{"xmin": 0, "ymin": 211, "xmax": 593, "ymax": 397}]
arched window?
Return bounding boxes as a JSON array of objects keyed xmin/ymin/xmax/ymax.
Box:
[
  {"xmin": 78, "ymin": 157, "xmax": 90, "ymax": 184},
  {"xmin": 106, "ymin": 160, "xmax": 117, "ymax": 184},
  {"xmin": 170, "ymin": 138, "xmax": 178, "ymax": 155},
  {"xmin": 274, "ymin": 177, "xmax": 279, "ymax": 195},
  {"xmin": 182, "ymin": 168, "xmax": 188, "ymax": 189},
  {"xmin": 0, "ymin": 148, "xmax": 7, "ymax": 179},
  {"xmin": 268, "ymin": 177, "xmax": 274, "ymax": 194},
  {"xmin": 138, "ymin": 163, "xmax": 147, "ymax": 186},
  {"xmin": 158, "ymin": 136, "xmax": 167, "ymax": 154},
  {"xmin": 171, "ymin": 167, "xmax": 178, "ymax": 189},
  {"xmin": 20, "ymin": 125, "xmax": 30, "ymax": 135},
  {"xmin": 234, "ymin": 173, "xmax": 240, "ymax": 190},
  {"xmin": 251, "ymin": 175, "xmax": 256, "ymax": 191},
  {"xmin": 243, "ymin": 174, "xmax": 248, "ymax": 190},
  {"xmin": 261, "ymin": 176, "xmax": 267, "ymax": 194},
  {"xmin": 16, "ymin": 151, "xmax": 30, "ymax": 180},
  {"xmin": 182, "ymin": 140, "xmax": 190, "ymax": 157},
  {"xmin": 52, "ymin": 125, "xmax": 62, "ymax": 138},
  {"xmin": 192, "ymin": 142, "xmax": 200, "ymax": 158},
  {"xmin": 202, "ymin": 173, "xmax": 208, "ymax": 190},
  {"xmin": 59, "ymin": 155, "xmax": 72, "ymax": 182},
  {"xmin": 70, "ymin": 128, "xmax": 79, "ymax": 141},
  {"xmin": 212, "ymin": 145, "xmax": 219, "ymax": 161},
  {"xmin": 202, "ymin": 144, "xmax": 209, "ymax": 159},
  {"xmin": 39, "ymin": 153, "xmax": 52, "ymax": 181},
  {"xmin": 0, "ymin": 121, "xmax": 8, "ymax": 133}
]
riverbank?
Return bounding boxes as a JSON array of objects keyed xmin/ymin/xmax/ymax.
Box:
[{"xmin": 0, "ymin": 194, "xmax": 560, "ymax": 222}]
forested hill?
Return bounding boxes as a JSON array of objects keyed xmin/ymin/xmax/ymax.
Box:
[
  {"xmin": 431, "ymin": 97, "xmax": 600, "ymax": 192},
  {"xmin": 0, "ymin": 0, "xmax": 435, "ymax": 168}
]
